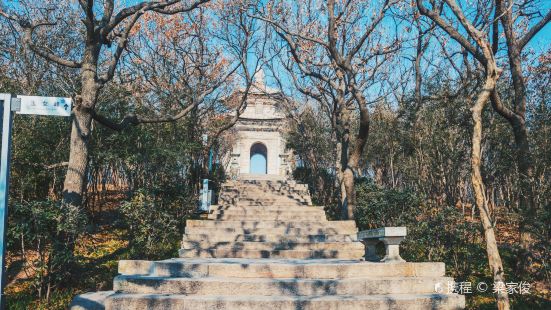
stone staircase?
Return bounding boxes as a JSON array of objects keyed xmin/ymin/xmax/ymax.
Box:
[{"xmin": 71, "ymin": 179, "xmax": 465, "ymax": 310}]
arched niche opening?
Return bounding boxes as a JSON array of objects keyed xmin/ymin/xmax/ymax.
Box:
[{"xmin": 250, "ymin": 142, "xmax": 268, "ymax": 174}]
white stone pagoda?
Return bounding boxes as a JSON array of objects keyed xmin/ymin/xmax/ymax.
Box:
[{"xmin": 227, "ymin": 70, "xmax": 292, "ymax": 180}]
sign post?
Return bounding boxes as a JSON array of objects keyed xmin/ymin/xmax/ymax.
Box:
[
  {"xmin": 0, "ymin": 93, "xmax": 71, "ymax": 309},
  {"xmin": 0, "ymin": 93, "xmax": 14, "ymax": 310}
]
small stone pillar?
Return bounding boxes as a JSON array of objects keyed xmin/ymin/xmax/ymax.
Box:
[{"xmin": 358, "ymin": 227, "xmax": 407, "ymax": 263}]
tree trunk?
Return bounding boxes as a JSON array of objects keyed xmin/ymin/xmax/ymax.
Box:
[
  {"xmin": 507, "ymin": 74, "xmax": 536, "ymax": 262},
  {"xmin": 515, "ymin": 133, "xmax": 536, "ymax": 250},
  {"xmin": 341, "ymin": 92, "xmax": 370, "ymax": 220},
  {"xmin": 335, "ymin": 104, "xmax": 352, "ymax": 219},
  {"xmin": 342, "ymin": 167, "xmax": 355, "ymax": 219},
  {"xmin": 334, "ymin": 139, "xmax": 348, "ymax": 219},
  {"xmin": 62, "ymin": 107, "xmax": 93, "ymax": 207},
  {"xmin": 491, "ymin": 85, "xmax": 536, "ymax": 272},
  {"xmin": 471, "ymin": 70, "xmax": 510, "ymax": 310},
  {"xmin": 62, "ymin": 48, "xmax": 99, "ymax": 208}
]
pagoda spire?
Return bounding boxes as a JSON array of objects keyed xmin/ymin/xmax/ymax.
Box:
[{"xmin": 254, "ymin": 68, "xmax": 265, "ymax": 88}]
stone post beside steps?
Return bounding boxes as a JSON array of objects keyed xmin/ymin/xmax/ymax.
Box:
[{"xmin": 358, "ymin": 227, "xmax": 407, "ymax": 263}]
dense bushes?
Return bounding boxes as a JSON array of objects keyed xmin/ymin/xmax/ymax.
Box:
[
  {"xmin": 7, "ymin": 200, "xmax": 85, "ymax": 305},
  {"xmin": 119, "ymin": 189, "xmax": 190, "ymax": 259},
  {"xmin": 354, "ymin": 178, "xmax": 421, "ymax": 228}
]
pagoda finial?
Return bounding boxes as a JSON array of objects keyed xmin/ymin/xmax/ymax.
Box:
[{"xmin": 255, "ymin": 68, "xmax": 265, "ymax": 87}]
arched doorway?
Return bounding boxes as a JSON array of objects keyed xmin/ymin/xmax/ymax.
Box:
[{"xmin": 250, "ymin": 142, "xmax": 267, "ymax": 174}]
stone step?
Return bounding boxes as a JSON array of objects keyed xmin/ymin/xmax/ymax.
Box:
[
  {"xmin": 223, "ymin": 183, "xmax": 304, "ymax": 186},
  {"xmin": 180, "ymin": 241, "xmax": 364, "ymax": 252},
  {"xmin": 208, "ymin": 207, "xmax": 321, "ymax": 213},
  {"xmin": 186, "ymin": 220, "xmax": 356, "ymax": 229},
  {"xmin": 232, "ymin": 187, "xmax": 309, "ymax": 193},
  {"xmin": 219, "ymin": 195, "xmax": 305, "ymax": 199},
  {"xmin": 233, "ymin": 200, "xmax": 308, "ymax": 207},
  {"xmin": 113, "ymin": 275, "xmax": 454, "ymax": 296},
  {"xmin": 210, "ymin": 205, "xmax": 322, "ymax": 212},
  {"xmin": 227, "ymin": 193, "xmax": 310, "ymax": 200},
  {"xmin": 221, "ymin": 187, "xmax": 308, "ymax": 193},
  {"xmin": 223, "ymin": 180, "xmax": 306, "ymax": 186},
  {"xmin": 104, "ymin": 293, "xmax": 465, "ymax": 310},
  {"xmin": 185, "ymin": 226, "xmax": 358, "ymax": 236},
  {"xmin": 210, "ymin": 208, "xmax": 326, "ymax": 221},
  {"xmin": 236, "ymin": 174, "xmax": 287, "ymax": 181},
  {"xmin": 221, "ymin": 189, "xmax": 309, "ymax": 196},
  {"xmin": 182, "ymin": 234, "xmax": 358, "ymax": 243},
  {"xmin": 178, "ymin": 248, "xmax": 365, "ymax": 259},
  {"xmin": 119, "ymin": 259, "xmax": 447, "ymax": 279},
  {"xmin": 237, "ymin": 195, "xmax": 305, "ymax": 201},
  {"xmin": 207, "ymin": 212, "xmax": 326, "ymax": 221},
  {"xmin": 220, "ymin": 193, "xmax": 311, "ymax": 202},
  {"xmin": 222, "ymin": 184, "xmax": 307, "ymax": 190}
]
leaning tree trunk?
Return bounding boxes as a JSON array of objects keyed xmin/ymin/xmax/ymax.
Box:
[{"xmin": 471, "ymin": 70, "xmax": 510, "ymax": 310}]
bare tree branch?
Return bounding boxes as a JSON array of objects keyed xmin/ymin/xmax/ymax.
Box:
[
  {"xmin": 21, "ymin": 25, "xmax": 82, "ymax": 68},
  {"xmin": 416, "ymin": 0, "xmax": 486, "ymax": 66},
  {"xmin": 103, "ymin": 0, "xmax": 209, "ymax": 37},
  {"xmin": 519, "ymin": 9, "xmax": 551, "ymax": 49},
  {"xmin": 99, "ymin": 11, "xmax": 143, "ymax": 83},
  {"xmin": 90, "ymin": 101, "xmax": 197, "ymax": 131}
]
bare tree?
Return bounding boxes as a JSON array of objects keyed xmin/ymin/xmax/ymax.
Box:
[{"xmin": 417, "ymin": 0, "xmax": 509, "ymax": 308}]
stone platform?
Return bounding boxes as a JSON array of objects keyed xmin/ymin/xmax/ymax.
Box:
[{"xmin": 70, "ymin": 179, "xmax": 465, "ymax": 309}]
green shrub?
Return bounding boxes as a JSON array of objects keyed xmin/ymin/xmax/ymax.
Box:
[
  {"xmin": 119, "ymin": 189, "xmax": 188, "ymax": 259},
  {"xmin": 7, "ymin": 200, "xmax": 86, "ymax": 302}
]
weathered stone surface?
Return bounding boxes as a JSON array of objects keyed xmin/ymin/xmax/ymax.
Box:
[
  {"xmin": 185, "ymin": 220, "xmax": 357, "ymax": 229},
  {"xmin": 180, "ymin": 241, "xmax": 364, "ymax": 251},
  {"xmin": 118, "ymin": 258, "xmax": 447, "ymax": 279},
  {"xmin": 178, "ymin": 248, "xmax": 366, "ymax": 259},
  {"xmin": 184, "ymin": 226, "xmax": 358, "ymax": 236},
  {"xmin": 182, "ymin": 233, "xmax": 358, "ymax": 243},
  {"xmin": 358, "ymin": 227, "xmax": 407, "ymax": 239},
  {"xmin": 113, "ymin": 275, "xmax": 454, "ymax": 296},
  {"xmin": 105, "ymin": 293, "xmax": 465, "ymax": 310},
  {"xmin": 207, "ymin": 212, "xmax": 326, "ymax": 221}
]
